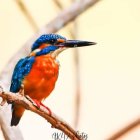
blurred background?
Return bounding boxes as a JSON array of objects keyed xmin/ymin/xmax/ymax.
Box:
[{"xmin": 0, "ymin": 0, "xmax": 140, "ymax": 140}]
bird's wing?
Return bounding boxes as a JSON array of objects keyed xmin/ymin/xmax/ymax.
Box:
[{"xmin": 10, "ymin": 56, "xmax": 35, "ymax": 93}]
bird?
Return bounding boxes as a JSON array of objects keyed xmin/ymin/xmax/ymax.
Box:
[{"xmin": 10, "ymin": 33, "xmax": 96, "ymax": 126}]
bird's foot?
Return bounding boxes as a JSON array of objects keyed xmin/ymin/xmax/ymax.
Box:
[
  {"xmin": 40, "ymin": 102, "xmax": 52, "ymax": 115},
  {"xmin": 25, "ymin": 96, "xmax": 51, "ymax": 115},
  {"xmin": 33, "ymin": 100, "xmax": 52, "ymax": 115}
]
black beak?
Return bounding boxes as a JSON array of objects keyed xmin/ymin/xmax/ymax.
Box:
[{"xmin": 58, "ymin": 40, "xmax": 96, "ymax": 48}]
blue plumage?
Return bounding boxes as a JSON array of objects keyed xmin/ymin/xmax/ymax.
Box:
[
  {"xmin": 10, "ymin": 44, "xmax": 59, "ymax": 93},
  {"xmin": 32, "ymin": 34, "xmax": 66, "ymax": 51},
  {"xmin": 36, "ymin": 45, "xmax": 58, "ymax": 56},
  {"xmin": 10, "ymin": 56, "xmax": 35, "ymax": 93}
]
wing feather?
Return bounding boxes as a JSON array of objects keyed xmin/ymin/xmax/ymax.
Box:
[{"xmin": 10, "ymin": 56, "xmax": 35, "ymax": 93}]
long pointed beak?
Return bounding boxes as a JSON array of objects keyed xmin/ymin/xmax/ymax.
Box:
[{"xmin": 58, "ymin": 40, "xmax": 97, "ymax": 48}]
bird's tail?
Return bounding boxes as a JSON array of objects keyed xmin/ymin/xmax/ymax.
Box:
[{"xmin": 11, "ymin": 104, "xmax": 25, "ymax": 126}]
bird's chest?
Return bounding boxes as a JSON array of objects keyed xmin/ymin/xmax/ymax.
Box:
[
  {"xmin": 23, "ymin": 55, "xmax": 59, "ymax": 100},
  {"xmin": 33, "ymin": 55, "xmax": 59, "ymax": 79}
]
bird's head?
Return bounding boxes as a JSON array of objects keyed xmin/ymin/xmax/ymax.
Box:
[{"xmin": 30, "ymin": 33, "xmax": 96, "ymax": 57}]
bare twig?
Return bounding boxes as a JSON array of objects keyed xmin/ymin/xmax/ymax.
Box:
[
  {"xmin": 15, "ymin": 0, "xmax": 38, "ymax": 31},
  {"xmin": 53, "ymin": 0, "xmax": 64, "ymax": 9},
  {"xmin": 53, "ymin": 0, "xmax": 76, "ymax": 38},
  {"xmin": 42, "ymin": 0, "xmax": 99, "ymax": 33},
  {"xmin": 0, "ymin": 113, "xmax": 24, "ymax": 140},
  {"xmin": 0, "ymin": 86, "xmax": 83, "ymax": 140},
  {"xmin": 72, "ymin": 22, "xmax": 81, "ymax": 128},
  {"xmin": 53, "ymin": 0, "xmax": 81, "ymax": 128},
  {"xmin": 107, "ymin": 118, "xmax": 140, "ymax": 140}
]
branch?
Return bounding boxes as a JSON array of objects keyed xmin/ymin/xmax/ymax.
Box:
[
  {"xmin": 15, "ymin": 0, "xmax": 38, "ymax": 31},
  {"xmin": 0, "ymin": 86, "xmax": 83, "ymax": 140},
  {"xmin": 38, "ymin": 0, "xmax": 99, "ymax": 34},
  {"xmin": 107, "ymin": 118, "xmax": 140, "ymax": 140},
  {"xmin": 53, "ymin": 0, "xmax": 81, "ymax": 129},
  {"xmin": 0, "ymin": 113, "xmax": 24, "ymax": 140}
]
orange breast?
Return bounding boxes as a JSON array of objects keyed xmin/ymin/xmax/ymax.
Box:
[{"xmin": 23, "ymin": 55, "xmax": 59, "ymax": 101}]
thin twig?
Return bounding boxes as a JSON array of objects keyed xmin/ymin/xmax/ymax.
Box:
[
  {"xmin": 40, "ymin": 0, "xmax": 99, "ymax": 35},
  {"xmin": 15, "ymin": 0, "xmax": 38, "ymax": 31},
  {"xmin": 53, "ymin": 0, "xmax": 79, "ymax": 39},
  {"xmin": 53, "ymin": 0, "xmax": 81, "ymax": 128},
  {"xmin": 53, "ymin": 0, "xmax": 64, "ymax": 9},
  {"xmin": 71, "ymin": 0, "xmax": 83, "ymax": 129},
  {"xmin": 0, "ymin": 86, "xmax": 83, "ymax": 140},
  {"xmin": 0, "ymin": 113, "xmax": 24, "ymax": 140},
  {"xmin": 107, "ymin": 118, "xmax": 140, "ymax": 140},
  {"xmin": 72, "ymin": 22, "xmax": 81, "ymax": 129}
]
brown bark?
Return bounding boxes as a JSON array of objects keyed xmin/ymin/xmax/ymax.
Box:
[{"xmin": 0, "ymin": 87, "xmax": 83, "ymax": 140}]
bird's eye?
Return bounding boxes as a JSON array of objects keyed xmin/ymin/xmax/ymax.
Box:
[{"xmin": 50, "ymin": 39, "xmax": 56, "ymax": 44}]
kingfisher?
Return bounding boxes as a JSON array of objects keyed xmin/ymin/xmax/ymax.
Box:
[{"xmin": 10, "ymin": 33, "xmax": 96, "ymax": 126}]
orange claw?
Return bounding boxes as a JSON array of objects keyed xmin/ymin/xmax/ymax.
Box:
[
  {"xmin": 33, "ymin": 99, "xmax": 52, "ymax": 115},
  {"xmin": 40, "ymin": 102, "xmax": 52, "ymax": 115}
]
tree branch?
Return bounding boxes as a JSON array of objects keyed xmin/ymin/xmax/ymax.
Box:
[
  {"xmin": 15, "ymin": 0, "xmax": 38, "ymax": 31},
  {"xmin": 53, "ymin": 0, "xmax": 82, "ymax": 129},
  {"xmin": 0, "ymin": 86, "xmax": 83, "ymax": 140},
  {"xmin": 107, "ymin": 118, "xmax": 140, "ymax": 140}
]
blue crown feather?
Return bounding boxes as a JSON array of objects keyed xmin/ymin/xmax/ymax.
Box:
[{"xmin": 32, "ymin": 34, "xmax": 66, "ymax": 51}]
